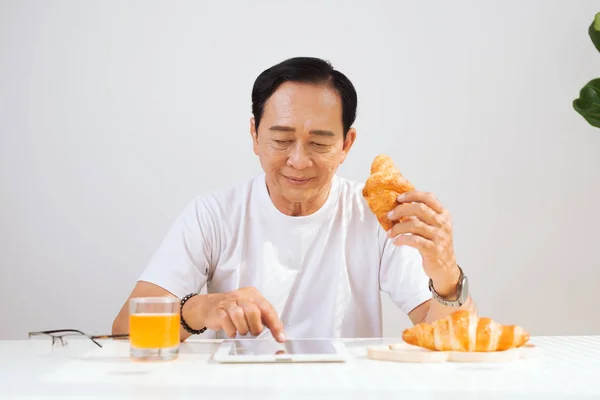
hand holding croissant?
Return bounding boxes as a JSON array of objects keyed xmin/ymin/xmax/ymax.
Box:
[{"xmin": 362, "ymin": 154, "xmax": 460, "ymax": 296}]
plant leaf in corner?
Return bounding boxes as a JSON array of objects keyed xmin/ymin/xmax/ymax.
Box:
[
  {"xmin": 590, "ymin": 12, "xmax": 600, "ymax": 53},
  {"xmin": 573, "ymin": 78, "xmax": 600, "ymax": 128}
]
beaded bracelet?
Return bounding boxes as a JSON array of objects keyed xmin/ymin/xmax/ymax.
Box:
[{"xmin": 180, "ymin": 293, "xmax": 207, "ymax": 334}]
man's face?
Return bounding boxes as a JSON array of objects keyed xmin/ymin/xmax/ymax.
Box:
[{"xmin": 250, "ymin": 82, "xmax": 356, "ymax": 214}]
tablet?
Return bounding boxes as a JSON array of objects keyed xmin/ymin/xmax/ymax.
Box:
[{"xmin": 212, "ymin": 338, "xmax": 350, "ymax": 363}]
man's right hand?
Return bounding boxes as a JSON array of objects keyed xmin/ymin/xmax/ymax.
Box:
[{"xmin": 182, "ymin": 287, "xmax": 286, "ymax": 342}]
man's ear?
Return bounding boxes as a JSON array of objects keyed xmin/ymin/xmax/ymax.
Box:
[
  {"xmin": 339, "ymin": 128, "xmax": 357, "ymax": 164},
  {"xmin": 250, "ymin": 117, "xmax": 259, "ymax": 155}
]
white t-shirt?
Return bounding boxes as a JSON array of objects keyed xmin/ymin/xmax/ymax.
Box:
[{"xmin": 139, "ymin": 173, "xmax": 431, "ymax": 338}]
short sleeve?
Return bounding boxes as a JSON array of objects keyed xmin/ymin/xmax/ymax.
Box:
[
  {"xmin": 379, "ymin": 231, "xmax": 432, "ymax": 315},
  {"xmin": 138, "ymin": 197, "xmax": 215, "ymax": 299}
]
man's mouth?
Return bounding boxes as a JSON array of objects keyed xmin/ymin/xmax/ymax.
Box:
[{"xmin": 284, "ymin": 176, "xmax": 313, "ymax": 185}]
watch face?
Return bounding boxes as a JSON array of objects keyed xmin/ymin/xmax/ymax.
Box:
[{"xmin": 459, "ymin": 275, "xmax": 469, "ymax": 302}]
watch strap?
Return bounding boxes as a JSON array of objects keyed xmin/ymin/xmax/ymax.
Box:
[{"xmin": 428, "ymin": 265, "xmax": 468, "ymax": 308}]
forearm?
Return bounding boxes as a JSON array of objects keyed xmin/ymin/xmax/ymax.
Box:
[
  {"xmin": 112, "ymin": 301, "xmax": 194, "ymax": 342},
  {"xmin": 179, "ymin": 293, "xmax": 213, "ymax": 341},
  {"xmin": 111, "ymin": 291, "xmax": 212, "ymax": 343}
]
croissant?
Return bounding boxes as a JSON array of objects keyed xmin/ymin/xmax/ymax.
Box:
[
  {"xmin": 362, "ymin": 154, "xmax": 414, "ymax": 232},
  {"xmin": 402, "ymin": 310, "xmax": 530, "ymax": 352}
]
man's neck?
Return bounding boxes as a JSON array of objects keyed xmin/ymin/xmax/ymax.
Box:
[{"xmin": 266, "ymin": 181, "xmax": 332, "ymax": 217}]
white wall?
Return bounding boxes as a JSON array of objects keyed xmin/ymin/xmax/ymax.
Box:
[{"xmin": 1, "ymin": 0, "xmax": 599, "ymax": 340}]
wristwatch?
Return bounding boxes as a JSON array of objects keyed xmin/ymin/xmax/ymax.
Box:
[{"xmin": 428, "ymin": 265, "xmax": 469, "ymax": 307}]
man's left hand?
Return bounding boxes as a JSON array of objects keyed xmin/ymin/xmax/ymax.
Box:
[{"xmin": 386, "ymin": 190, "xmax": 461, "ymax": 298}]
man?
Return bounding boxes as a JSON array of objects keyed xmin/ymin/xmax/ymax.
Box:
[{"xmin": 112, "ymin": 56, "xmax": 476, "ymax": 343}]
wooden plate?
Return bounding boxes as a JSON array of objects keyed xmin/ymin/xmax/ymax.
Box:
[
  {"xmin": 367, "ymin": 342, "xmax": 540, "ymax": 363},
  {"xmin": 367, "ymin": 344, "xmax": 449, "ymax": 363}
]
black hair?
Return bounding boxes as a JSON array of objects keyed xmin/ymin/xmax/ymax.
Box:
[{"xmin": 251, "ymin": 57, "xmax": 357, "ymax": 139}]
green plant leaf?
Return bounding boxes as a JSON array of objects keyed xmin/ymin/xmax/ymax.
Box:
[
  {"xmin": 590, "ymin": 12, "xmax": 600, "ymax": 53},
  {"xmin": 573, "ymin": 78, "xmax": 600, "ymax": 128}
]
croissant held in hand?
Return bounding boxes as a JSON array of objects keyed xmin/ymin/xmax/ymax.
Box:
[
  {"xmin": 402, "ymin": 310, "xmax": 530, "ymax": 352},
  {"xmin": 362, "ymin": 154, "xmax": 414, "ymax": 231}
]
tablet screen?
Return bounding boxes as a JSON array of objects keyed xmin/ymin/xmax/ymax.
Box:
[{"xmin": 228, "ymin": 339, "xmax": 338, "ymax": 356}]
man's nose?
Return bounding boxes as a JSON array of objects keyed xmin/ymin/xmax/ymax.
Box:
[{"xmin": 287, "ymin": 143, "xmax": 312, "ymax": 169}]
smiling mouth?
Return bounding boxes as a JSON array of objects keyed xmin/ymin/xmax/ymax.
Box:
[{"xmin": 284, "ymin": 176, "xmax": 313, "ymax": 185}]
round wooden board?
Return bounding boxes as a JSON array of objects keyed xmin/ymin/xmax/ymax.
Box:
[
  {"xmin": 367, "ymin": 345, "xmax": 449, "ymax": 363},
  {"xmin": 367, "ymin": 343, "xmax": 541, "ymax": 363}
]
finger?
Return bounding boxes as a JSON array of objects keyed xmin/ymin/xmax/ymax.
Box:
[
  {"xmin": 225, "ymin": 303, "xmax": 249, "ymax": 336},
  {"xmin": 387, "ymin": 218, "xmax": 437, "ymax": 241},
  {"xmin": 396, "ymin": 191, "xmax": 445, "ymax": 214},
  {"xmin": 215, "ymin": 308, "xmax": 236, "ymax": 338},
  {"xmin": 238, "ymin": 301, "xmax": 263, "ymax": 336},
  {"xmin": 393, "ymin": 233, "xmax": 436, "ymax": 254},
  {"xmin": 255, "ymin": 298, "xmax": 286, "ymax": 342},
  {"xmin": 387, "ymin": 202, "xmax": 441, "ymax": 227}
]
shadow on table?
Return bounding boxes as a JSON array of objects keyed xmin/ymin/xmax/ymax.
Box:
[{"xmin": 60, "ymin": 340, "xmax": 220, "ymax": 363}]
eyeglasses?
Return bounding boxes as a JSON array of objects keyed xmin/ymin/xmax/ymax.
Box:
[{"xmin": 28, "ymin": 329, "xmax": 129, "ymax": 348}]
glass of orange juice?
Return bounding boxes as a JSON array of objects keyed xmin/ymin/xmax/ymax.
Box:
[{"xmin": 129, "ymin": 297, "xmax": 180, "ymax": 361}]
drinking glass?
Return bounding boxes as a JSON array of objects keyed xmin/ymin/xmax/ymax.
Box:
[{"xmin": 129, "ymin": 297, "xmax": 180, "ymax": 361}]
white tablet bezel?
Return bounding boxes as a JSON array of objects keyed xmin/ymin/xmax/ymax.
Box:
[{"xmin": 212, "ymin": 338, "xmax": 350, "ymax": 363}]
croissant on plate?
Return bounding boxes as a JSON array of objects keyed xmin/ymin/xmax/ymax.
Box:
[
  {"xmin": 362, "ymin": 154, "xmax": 414, "ymax": 232},
  {"xmin": 402, "ymin": 310, "xmax": 530, "ymax": 352}
]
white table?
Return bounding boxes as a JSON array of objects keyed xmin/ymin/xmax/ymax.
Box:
[{"xmin": 1, "ymin": 336, "xmax": 599, "ymax": 399}]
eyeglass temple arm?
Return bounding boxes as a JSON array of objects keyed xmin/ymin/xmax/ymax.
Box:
[
  {"xmin": 28, "ymin": 330, "xmax": 129, "ymax": 346},
  {"xmin": 91, "ymin": 334, "xmax": 129, "ymax": 340}
]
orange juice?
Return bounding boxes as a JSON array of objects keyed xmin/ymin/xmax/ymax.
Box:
[{"xmin": 129, "ymin": 313, "xmax": 180, "ymax": 349}]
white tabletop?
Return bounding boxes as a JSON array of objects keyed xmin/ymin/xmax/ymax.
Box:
[{"xmin": 1, "ymin": 336, "xmax": 599, "ymax": 399}]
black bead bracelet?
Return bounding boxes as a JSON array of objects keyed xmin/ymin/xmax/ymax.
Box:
[{"xmin": 180, "ymin": 293, "xmax": 207, "ymax": 334}]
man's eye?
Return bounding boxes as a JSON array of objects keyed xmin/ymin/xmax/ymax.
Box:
[
  {"xmin": 312, "ymin": 143, "xmax": 327, "ymax": 147},
  {"xmin": 274, "ymin": 140, "xmax": 292, "ymax": 145}
]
